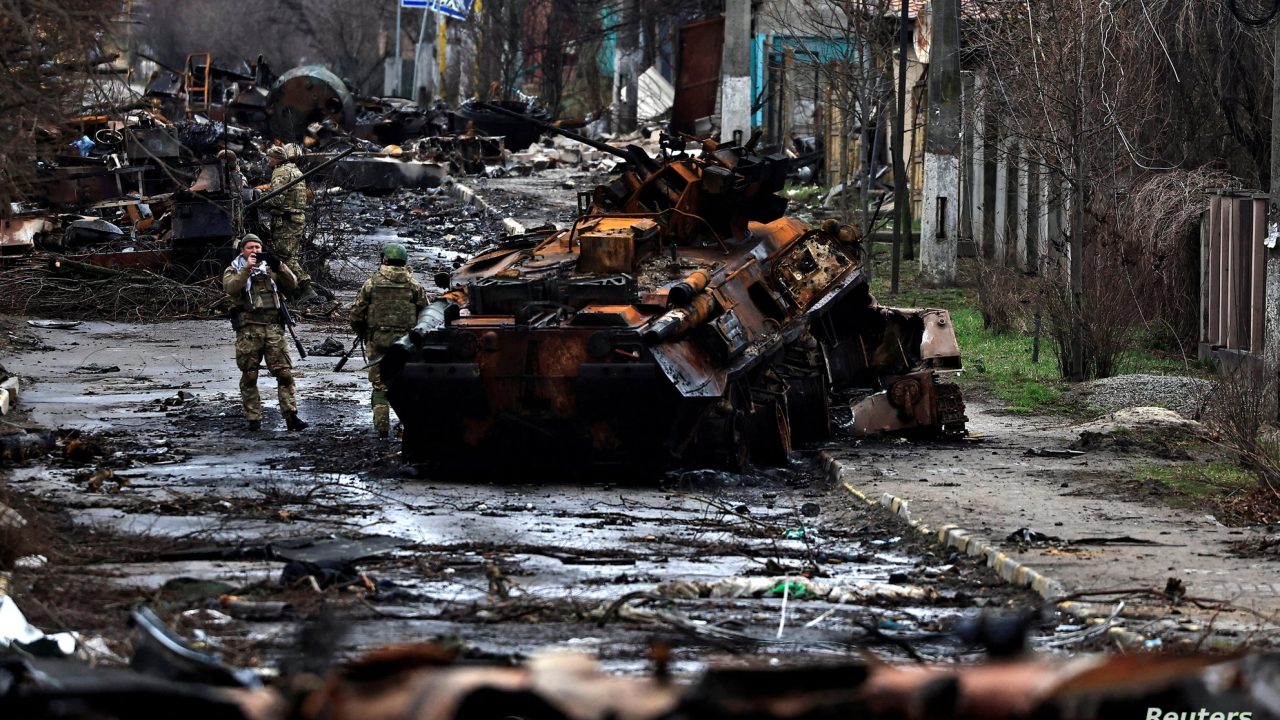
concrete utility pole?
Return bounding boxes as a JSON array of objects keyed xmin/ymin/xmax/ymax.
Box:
[
  {"xmin": 719, "ymin": 0, "xmax": 752, "ymax": 143},
  {"xmin": 1265, "ymin": 18, "xmax": 1280, "ymax": 394},
  {"xmin": 614, "ymin": 0, "xmax": 641, "ymax": 133},
  {"xmin": 413, "ymin": 9, "xmax": 432, "ymax": 103},
  {"xmin": 890, "ymin": 0, "xmax": 910, "ymax": 295},
  {"xmin": 394, "ymin": 1, "xmax": 403, "ymax": 96},
  {"xmin": 919, "ymin": 0, "xmax": 961, "ymax": 287}
]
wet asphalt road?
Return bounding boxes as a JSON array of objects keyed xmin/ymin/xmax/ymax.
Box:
[
  {"xmin": 0, "ymin": 175, "xmax": 1049, "ymax": 674},
  {"xmin": 0, "ymin": 304, "xmax": 1043, "ymax": 675}
]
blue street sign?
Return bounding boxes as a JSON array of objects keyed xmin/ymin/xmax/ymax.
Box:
[
  {"xmin": 431, "ymin": 0, "xmax": 473, "ymax": 20},
  {"xmin": 401, "ymin": 0, "xmax": 470, "ymax": 19}
]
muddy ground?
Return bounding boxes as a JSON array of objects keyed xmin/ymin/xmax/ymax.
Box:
[{"xmin": 0, "ymin": 169, "xmax": 1227, "ymax": 678}]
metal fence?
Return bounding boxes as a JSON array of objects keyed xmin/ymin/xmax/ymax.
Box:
[{"xmin": 1200, "ymin": 191, "xmax": 1266, "ymax": 360}]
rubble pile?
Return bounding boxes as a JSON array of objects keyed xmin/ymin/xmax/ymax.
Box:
[{"xmin": 0, "ymin": 52, "xmax": 630, "ymax": 322}]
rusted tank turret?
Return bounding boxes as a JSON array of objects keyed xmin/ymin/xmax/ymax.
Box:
[
  {"xmin": 266, "ymin": 65, "xmax": 355, "ymax": 142},
  {"xmin": 382, "ymin": 106, "xmax": 966, "ymax": 473}
]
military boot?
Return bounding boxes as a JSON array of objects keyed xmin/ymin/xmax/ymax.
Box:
[
  {"xmin": 284, "ymin": 412, "xmax": 309, "ymax": 431},
  {"xmin": 373, "ymin": 404, "xmax": 391, "ymax": 439}
]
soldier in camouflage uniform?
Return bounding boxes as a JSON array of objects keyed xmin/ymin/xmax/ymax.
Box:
[
  {"xmin": 260, "ymin": 144, "xmax": 317, "ymax": 303},
  {"xmin": 223, "ymin": 233, "xmax": 309, "ymax": 432},
  {"xmin": 349, "ymin": 243, "xmax": 429, "ymax": 438}
]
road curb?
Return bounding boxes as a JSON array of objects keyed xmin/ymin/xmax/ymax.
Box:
[
  {"xmin": 445, "ymin": 180, "xmax": 496, "ymax": 216},
  {"xmin": 821, "ymin": 452, "xmax": 1147, "ymax": 647}
]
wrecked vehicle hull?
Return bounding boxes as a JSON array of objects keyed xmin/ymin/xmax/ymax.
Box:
[
  {"xmin": 385, "ymin": 225, "xmax": 965, "ymax": 472},
  {"xmin": 384, "ymin": 118, "xmax": 965, "ymax": 473}
]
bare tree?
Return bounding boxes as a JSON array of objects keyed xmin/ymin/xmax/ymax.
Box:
[
  {"xmin": 279, "ymin": 0, "xmax": 395, "ymax": 94},
  {"xmin": 142, "ymin": 1, "xmax": 392, "ymax": 95},
  {"xmin": 759, "ymin": 0, "xmax": 899, "ymax": 282},
  {"xmin": 0, "ymin": 0, "xmax": 116, "ymax": 207},
  {"xmin": 966, "ymin": 0, "xmax": 1246, "ymax": 378}
]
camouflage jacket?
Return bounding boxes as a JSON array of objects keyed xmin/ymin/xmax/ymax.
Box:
[
  {"xmin": 350, "ymin": 265, "xmax": 429, "ymax": 339},
  {"xmin": 260, "ymin": 162, "xmax": 306, "ymax": 216},
  {"xmin": 223, "ymin": 258, "xmax": 298, "ymax": 325}
]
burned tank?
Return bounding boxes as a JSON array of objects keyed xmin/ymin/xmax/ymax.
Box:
[{"xmin": 382, "ymin": 109, "xmax": 966, "ymax": 474}]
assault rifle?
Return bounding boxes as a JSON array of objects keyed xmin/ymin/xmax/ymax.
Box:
[
  {"xmin": 333, "ymin": 337, "xmax": 363, "ymax": 372},
  {"xmin": 278, "ymin": 298, "xmax": 308, "ymax": 359}
]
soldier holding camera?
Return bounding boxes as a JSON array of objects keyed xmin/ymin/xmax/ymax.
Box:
[{"xmin": 222, "ymin": 233, "xmax": 309, "ymax": 432}]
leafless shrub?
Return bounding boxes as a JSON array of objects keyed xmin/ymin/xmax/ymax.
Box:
[
  {"xmin": 975, "ymin": 262, "xmax": 1028, "ymax": 335},
  {"xmin": 0, "ymin": 256, "xmax": 226, "ymax": 321},
  {"xmin": 304, "ymin": 191, "xmax": 360, "ymax": 287},
  {"xmin": 1113, "ymin": 169, "xmax": 1241, "ymax": 351},
  {"xmin": 1200, "ymin": 365, "xmax": 1280, "ymax": 496},
  {"xmin": 1038, "ymin": 252, "xmax": 1137, "ymax": 380},
  {"xmin": 967, "ymin": 1, "xmax": 1263, "ymax": 377}
]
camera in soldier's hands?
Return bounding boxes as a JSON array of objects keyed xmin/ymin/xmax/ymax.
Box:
[{"xmin": 255, "ymin": 251, "xmax": 281, "ymax": 270}]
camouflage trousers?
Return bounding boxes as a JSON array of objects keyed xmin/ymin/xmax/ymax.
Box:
[
  {"xmin": 367, "ymin": 333, "xmax": 402, "ymax": 434},
  {"xmin": 235, "ymin": 322, "xmax": 296, "ymax": 421},
  {"xmin": 270, "ymin": 214, "xmax": 310, "ymax": 284}
]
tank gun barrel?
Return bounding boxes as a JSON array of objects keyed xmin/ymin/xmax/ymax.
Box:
[
  {"xmin": 244, "ymin": 145, "xmax": 357, "ymax": 211},
  {"xmin": 471, "ymin": 101, "xmax": 645, "ymax": 166},
  {"xmin": 668, "ymin": 270, "xmax": 711, "ymax": 307},
  {"xmin": 409, "ymin": 294, "xmax": 464, "ymax": 343},
  {"xmin": 642, "ymin": 292, "xmax": 719, "ymax": 345}
]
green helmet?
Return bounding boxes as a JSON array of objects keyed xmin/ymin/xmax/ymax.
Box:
[{"xmin": 382, "ymin": 243, "xmax": 408, "ymax": 262}]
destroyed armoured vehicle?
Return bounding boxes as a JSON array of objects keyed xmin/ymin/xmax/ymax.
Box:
[{"xmin": 383, "ymin": 112, "xmax": 965, "ymax": 473}]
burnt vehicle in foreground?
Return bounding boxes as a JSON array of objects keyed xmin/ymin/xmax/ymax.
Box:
[{"xmin": 382, "ymin": 110, "xmax": 966, "ymax": 473}]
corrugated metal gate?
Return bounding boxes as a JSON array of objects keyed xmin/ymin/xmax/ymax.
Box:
[{"xmin": 1201, "ymin": 192, "xmax": 1266, "ymax": 359}]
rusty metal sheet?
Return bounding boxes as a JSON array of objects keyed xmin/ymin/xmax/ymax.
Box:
[
  {"xmin": 919, "ymin": 308, "xmax": 962, "ymax": 367},
  {"xmin": 0, "ymin": 217, "xmax": 53, "ymax": 253},
  {"xmin": 774, "ymin": 232, "xmax": 857, "ymax": 309},
  {"xmin": 673, "ymin": 17, "xmax": 724, "ymax": 134},
  {"xmin": 650, "ymin": 339, "xmax": 726, "ymax": 398},
  {"xmin": 66, "ymin": 250, "xmax": 172, "ymax": 272},
  {"xmin": 40, "ymin": 166, "xmax": 147, "ymax": 207}
]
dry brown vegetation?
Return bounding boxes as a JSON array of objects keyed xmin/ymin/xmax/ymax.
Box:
[{"xmin": 967, "ymin": 1, "xmax": 1261, "ymax": 377}]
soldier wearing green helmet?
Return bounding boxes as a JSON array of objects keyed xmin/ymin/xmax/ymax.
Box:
[{"xmin": 349, "ymin": 242, "xmax": 429, "ymax": 438}]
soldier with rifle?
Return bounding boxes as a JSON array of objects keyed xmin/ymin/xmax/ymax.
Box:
[
  {"xmin": 259, "ymin": 144, "xmax": 317, "ymax": 304},
  {"xmin": 349, "ymin": 243, "xmax": 429, "ymax": 439},
  {"xmin": 222, "ymin": 233, "xmax": 309, "ymax": 432}
]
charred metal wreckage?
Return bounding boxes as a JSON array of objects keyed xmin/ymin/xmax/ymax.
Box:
[
  {"xmin": 1, "ymin": 59, "xmax": 539, "ymax": 270},
  {"xmin": 384, "ymin": 105, "xmax": 967, "ymax": 473},
  {"xmin": 5, "ymin": 626, "xmax": 1279, "ymax": 720}
]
